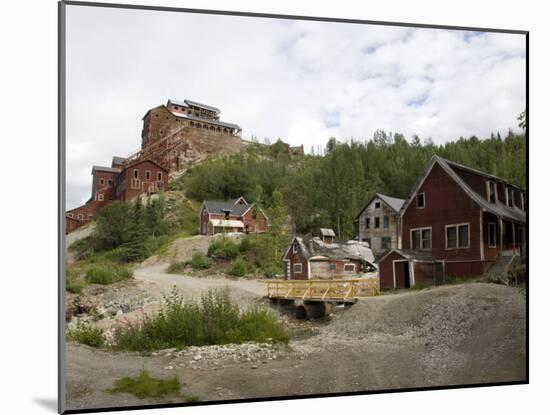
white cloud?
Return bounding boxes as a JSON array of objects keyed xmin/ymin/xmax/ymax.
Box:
[{"xmin": 65, "ymin": 6, "xmax": 526, "ymax": 209}]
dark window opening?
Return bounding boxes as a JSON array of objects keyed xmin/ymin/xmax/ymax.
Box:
[
  {"xmin": 375, "ymin": 217, "xmax": 380, "ymax": 228},
  {"xmin": 383, "ymin": 216, "xmax": 389, "ymax": 228},
  {"xmin": 365, "ymin": 218, "xmax": 370, "ymax": 229},
  {"xmin": 417, "ymin": 193, "xmax": 425, "ymax": 208},
  {"xmin": 489, "ymin": 223, "xmax": 497, "ymax": 247},
  {"xmin": 375, "ymin": 201, "xmax": 381, "ymax": 208},
  {"xmin": 382, "ymin": 237, "xmax": 391, "ymax": 250}
]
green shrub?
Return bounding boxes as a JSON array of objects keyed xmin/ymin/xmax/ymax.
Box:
[
  {"xmin": 66, "ymin": 268, "xmax": 86, "ymax": 294},
  {"xmin": 239, "ymin": 237, "xmax": 253, "ymax": 253},
  {"xmin": 228, "ymin": 257, "xmax": 247, "ymax": 277},
  {"xmin": 66, "ymin": 322, "xmax": 105, "ymax": 348},
  {"xmin": 111, "ymin": 370, "xmax": 181, "ymax": 399},
  {"xmin": 84, "ymin": 262, "xmax": 132, "ymax": 285},
  {"xmin": 207, "ymin": 238, "xmax": 240, "ymax": 260},
  {"xmin": 188, "ymin": 254, "xmax": 211, "ymax": 270},
  {"xmin": 112, "ymin": 288, "xmax": 288, "ymax": 351},
  {"xmin": 262, "ymin": 264, "xmax": 281, "ymax": 278}
]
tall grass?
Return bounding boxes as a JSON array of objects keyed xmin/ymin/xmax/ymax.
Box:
[
  {"xmin": 66, "ymin": 321, "xmax": 105, "ymax": 348},
  {"xmin": 111, "ymin": 370, "xmax": 183, "ymax": 399},
  {"xmin": 112, "ymin": 288, "xmax": 288, "ymax": 351}
]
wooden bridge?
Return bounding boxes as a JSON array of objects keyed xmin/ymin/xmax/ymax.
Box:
[{"xmin": 266, "ymin": 278, "xmax": 379, "ymax": 303}]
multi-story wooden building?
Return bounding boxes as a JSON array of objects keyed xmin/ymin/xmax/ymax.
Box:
[
  {"xmin": 65, "ymin": 98, "xmax": 241, "ymax": 234},
  {"xmin": 355, "ymin": 193, "xmax": 405, "ymax": 254},
  {"xmin": 378, "ymin": 156, "xmax": 526, "ymax": 289},
  {"xmin": 282, "ymin": 229, "xmax": 375, "ymax": 280},
  {"xmin": 65, "ymin": 158, "xmax": 168, "ymax": 233},
  {"xmin": 199, "ymin": 197, "xmax": 270, "ymax": 235}
]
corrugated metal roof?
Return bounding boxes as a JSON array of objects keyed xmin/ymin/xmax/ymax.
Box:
[
  {"xmin": 320, "ymin": 228, "xmax": 336, "ymax": 237},
  {"xmin": 294, "ymin": 235, "xmax": 375, "ymax": 263},
  {"xmin": 167, "ymin": 99, "xmax": 190, "ymax": 108}
]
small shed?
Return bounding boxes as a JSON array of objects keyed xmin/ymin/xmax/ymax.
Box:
[{"xmin": 377, "ymin": 249, "xmax": 445, "ymax": 289}]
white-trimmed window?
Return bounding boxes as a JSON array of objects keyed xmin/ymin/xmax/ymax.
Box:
[
  {"xmin": 416, "ymin": 192, "xmax": 425, "ymax": 209},
  {"xmin": 97, "ymin": 193, "xmax": 104, "ymax": 201},
  {"xmin": 411, "ymin": 227, "xmax": 431, "ymax": 250},
  {"xmin": 67, "ymin": 213, "xmax": 73, "ymax": 218},
  {"xmin": 77, "ymin": 214, "xmax": 84, "ymax": 220},
  {"xmin": 131, "ymin": 178, "xmax": 140, "ymax": 189},
  {"xmin": 133, "ymin": 169, "xmax": 139, "ymax": 179},
  {"xmin": 344, "ymin": 263, "xmax": 356, "ymax": 273},
  {"xmin": 108, "ymin": 179, "xmax": 113, "ymax": 186},
  {"xmin": 145, "ymin": 170, "xmax": 151, "ymax": 180},
  {"xmin": 446, "ymin": 223, "xmax": 470, "ymax": 249},
  {"xmin": 99, "ymin": 178, "xmax": 105, "ymax": 185},
  {"xmin": 488, "ymin": 222, "xmax": 497, "ymax": 248},
  {"xmin": 157, "ymin": 172, "xmax": 163, "ymax": 181},
  {"xmin": 293, "ymin": 263, "xmax": 302, "ymax": 274},
  {"xmin": 292, "ymin": 243, "xmax": 298, "ymax": 254}
]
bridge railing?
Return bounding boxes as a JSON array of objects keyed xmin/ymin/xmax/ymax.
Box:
[{"xmin": 266, "ymin": 278, "xmax": 379, "ymax": 302}]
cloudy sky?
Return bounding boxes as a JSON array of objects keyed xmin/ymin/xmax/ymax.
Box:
[{"xmin": 65, "ymin": 5, "xmax": 526, "ymax": 209}]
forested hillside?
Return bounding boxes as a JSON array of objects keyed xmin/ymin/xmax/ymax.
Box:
[{"xmin": 186, "ymin": 128, "xmax": 526, "ymax": 240}]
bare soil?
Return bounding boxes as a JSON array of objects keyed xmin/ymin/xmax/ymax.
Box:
[{"xmin": 65, "ymin": 235, "xmax": 526, "ymax": 411}]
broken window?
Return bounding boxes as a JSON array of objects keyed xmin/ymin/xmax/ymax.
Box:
[
  {"xmin": 375, "ymin": 217, "xmax": 380, "ymax": 228},
  {"xmin": 488, "ymin": 223, "xmax": 497, "ymax": 247},
  {"xmin": 416, "ymin": 193, "xmax": 425, "ymax": 208},
  {"xmin": 344, "ymin": 263, "xmax": 355, "ymax": 273},
  {"xmin": 375, "ymin": 201, "xmax": 381, "ymax": 208},
  {"xmin": 382, "ymin": 237, "xmax": 391, "ymax": 249}
]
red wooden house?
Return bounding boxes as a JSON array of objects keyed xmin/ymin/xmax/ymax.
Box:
[
  {"xmin": 378, "ymin": 156, "xmax": 526, "ymax": 289},
  {"xmin": 282, "ymin": 229, "xmax": 376, "ymax": 280},
  {"xmin": 199, "ymin": 197, "xmax": 270, "ymax": 235}
]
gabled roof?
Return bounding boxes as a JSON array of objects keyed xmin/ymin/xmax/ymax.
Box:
[
  {"xmin": 91, "ymin": 166, "xmax": 120, "ymax": 174},
  {"xmin": 401, "ymin": 155, "xmax": 526, "ymax": 224},
  {"xmin": 284, "ymin": 235, "xmax": 375, "ymax": 264},
  {"xmin": 377, "ymin": 248, "xmax": 435, "ymax": 264},
  {"xmin": 124, "ymin": 158, "xmax": 168, "ymax": 173},
  {"xmin": 355, "ymin": 192, "xmax": 406, "ymax": 219},
  {"xmin": 202, "ymin": 199, "xmax": 251, "ymax": 217}
]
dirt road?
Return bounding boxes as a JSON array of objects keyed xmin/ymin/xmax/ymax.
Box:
[{"xmin": 65, "ymin": 276, "xmax": 526, "ymax": 411}]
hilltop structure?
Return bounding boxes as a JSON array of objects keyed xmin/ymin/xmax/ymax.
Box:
[{"xmin": 65, "ymin": 98, "xmax": 245, "ymax": 233}]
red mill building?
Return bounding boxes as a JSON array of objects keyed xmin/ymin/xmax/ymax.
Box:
[{"xmin": 66, "ymin": 98, "xmax": 243, "ymax": 233}]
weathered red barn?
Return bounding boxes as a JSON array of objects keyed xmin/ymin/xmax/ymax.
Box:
[
  {"xmin": 282, "ymin": 229, "xmax": 376, "ymax": 280},
  {"xmin": 199, "ymin": 197, "xmax": 270, "ymax": 235},
  {"xmin": 378, "ymin": 156, "xmax": 526, "ymax": 289}
]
